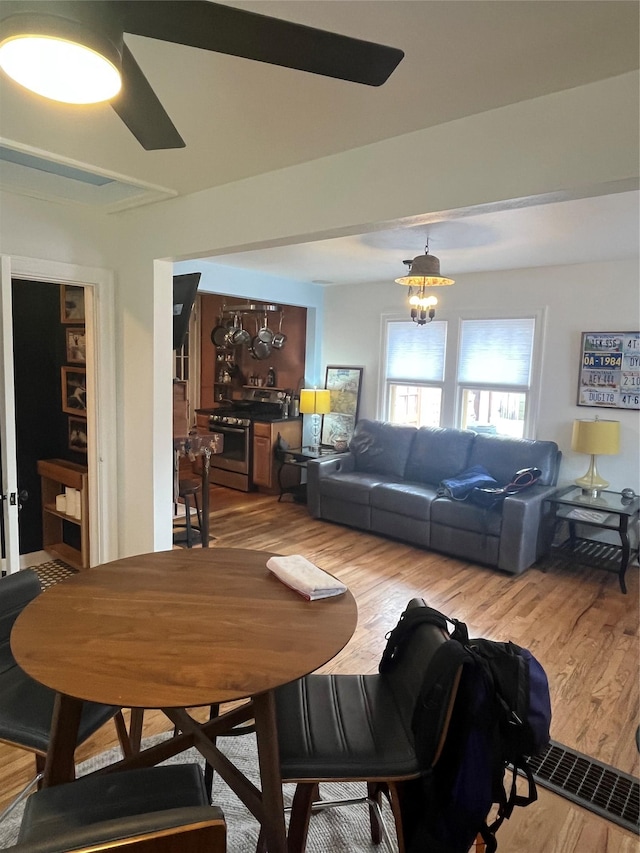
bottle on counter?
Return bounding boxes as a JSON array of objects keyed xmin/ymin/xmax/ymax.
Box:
[{"xmin": 266, "ymin": 366, "xmax": 276, "ymax": 387}]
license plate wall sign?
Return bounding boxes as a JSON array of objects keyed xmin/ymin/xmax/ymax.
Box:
[{"xmin": 577, "ymin": 331, "xmax": 640, "ymax": 410}]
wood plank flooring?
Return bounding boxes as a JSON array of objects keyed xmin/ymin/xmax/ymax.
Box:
[{"xmin": 2, "ymin": 486, "xmax": 638, "ymax": 851}]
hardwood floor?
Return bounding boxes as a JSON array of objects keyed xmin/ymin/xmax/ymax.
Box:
[{"xmin": 2, "ymin": 485, "xmax": 638, "ymax": 851}]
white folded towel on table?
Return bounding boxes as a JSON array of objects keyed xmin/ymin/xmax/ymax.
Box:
[{"xmin": 266, "ymin": 555, "xmax": 347, "ymax": 601}]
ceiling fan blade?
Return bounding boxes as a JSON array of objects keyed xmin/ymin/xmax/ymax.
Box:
[
  {"xmin": 111, "ymin": 43, "xmax": 185, "ymax": 150},
  {"xmin": 121, "ymin": 1, "xmax": 403, "ymax": 87}
]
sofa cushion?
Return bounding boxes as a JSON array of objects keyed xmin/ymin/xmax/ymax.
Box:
[
  {"xmin": 371, "ymin": 481, "xmax": 439, "ymax": 518},
  {"xmin": 350, "ymin": 420, "xmax": 416, "ymax": 479},
  {"xmin": 430, "ymin": 496, "xmax": 503, "ymax": 536},
  {"xmin": 466, "ymin": 434, "xmax": 560, "ymax": 486},
  {"xmin": 319, "ymin": 472, "xmax": 389, "ymax": 506},
  {"xmin": 405, "ymin": 426, "xmax": 476, "ymax": 485}
]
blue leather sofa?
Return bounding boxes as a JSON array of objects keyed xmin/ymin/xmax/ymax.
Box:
[{"xmin": 307, "ymin": 420, "xmax": 561, "ymax": 575}]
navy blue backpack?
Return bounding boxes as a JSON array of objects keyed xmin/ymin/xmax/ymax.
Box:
[{"xmin": 380, "ymin": 605, "xmax": 552, "ymax": 853}]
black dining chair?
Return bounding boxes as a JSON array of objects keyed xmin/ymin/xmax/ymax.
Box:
[
  {"xmin": 8, "ymin": 763, "xmax": 227, "ymax": 852},
  {"xmin": 257, "ymin": 598, "xmax": 462, "ymax": 853},
  {"xmin": 0, "ymin": 569, "xmax": 137, "ymax": 824}
]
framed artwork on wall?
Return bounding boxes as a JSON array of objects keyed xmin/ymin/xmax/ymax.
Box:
[
  {"xmin": 61, "ymin": 367, "xmax": 87, "ymax": 415},
  {"xmin": 321, "ymin": 366, "xmax": 363, "ymax": 446},
  {"xmin": 65, "ymin": 327, "xmax": 86, "ymax": 363},
  {"xmin": 68, "ymin": 416, "xmax": 88, "ymax": 453},
  {"xmin": 577, "ymin": 331, "xmax": 640, "ymax": 410},
  {"xmin": 60, "ymin": 285, "xmax": 85, "ymax": 323}
]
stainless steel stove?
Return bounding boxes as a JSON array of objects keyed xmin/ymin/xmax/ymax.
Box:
[{"xmin": 207, "ymin": 388, "xmax": 287, "ymax": 490}]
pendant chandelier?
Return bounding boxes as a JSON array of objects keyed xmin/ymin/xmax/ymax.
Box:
[{"xmin": 395, "ymin": 242, "xmax": 454, "ymax": 325}]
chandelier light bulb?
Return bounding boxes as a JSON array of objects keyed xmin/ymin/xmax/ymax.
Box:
[{"xmin": 0, "ymin": 35, "xmax": 121, "ymax": 103}]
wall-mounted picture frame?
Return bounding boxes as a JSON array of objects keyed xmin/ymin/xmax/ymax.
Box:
[
  {"xmin": 65, "ymin": 327, "xmax": 86, "ymax": 364},
  {"xmin": 60, "ymin": 285, "xmax": 85, "ymax": 323},
  {"xmin": 61, "ymin": 367, "xmax": 87, "ymax": 415},
  {"xmin": 68, "ymin": 416, "xmax": 88, "ymax": 453},
  {"xmin": 321, "ymin": 366, "xmax": 363, "ymax": 447},
  {"xmin": 577, "ymin": 331, "xmax": 640, "ymax": 410}
]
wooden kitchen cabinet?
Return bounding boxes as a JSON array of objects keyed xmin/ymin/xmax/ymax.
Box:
[
  {"xmin": 252, "ymin": 419, "xmax": 302, "ymax": 492},
  {"xmin": 37, "ymin": 458, "xmax": 89, "ymax": 570}
]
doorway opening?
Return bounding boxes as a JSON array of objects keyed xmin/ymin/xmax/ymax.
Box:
[{"xmin": 10, "ymin": 279, "xmax": 89, "ymax": 570}]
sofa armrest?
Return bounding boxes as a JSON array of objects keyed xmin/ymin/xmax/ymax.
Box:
[
  {"xmin": 498, "ymin": 484, "xmax": 559, "ymax": 574},
  {"xmin": 306, "ymin": 454, "xmax": 355, "ymax": 518}
]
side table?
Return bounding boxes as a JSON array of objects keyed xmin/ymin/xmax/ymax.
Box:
[
  {"xmin": 546, "ymin": 485, "xmax": 639, "ymax": 593},
  {"xmin": 276, "ymin": 446, "xmax": 346, "ymax": 503}
]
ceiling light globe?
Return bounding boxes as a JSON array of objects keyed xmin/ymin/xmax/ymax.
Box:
[{"xmin": 0, "ymin": 34, "xmax": 121, "ymax": 103}]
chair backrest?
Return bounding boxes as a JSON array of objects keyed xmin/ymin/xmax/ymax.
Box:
[
  {"xmin": 0, "ymin": 570, "xmax": 41, "ymax": 674},
  {"xmin": 11, "ymin": 810, "xmax": 226, "ymax": 852},
  {"xmin": 11, "ymin": 765, "xmax": 227, "ymax": 853},
  {"xmin": 383, "ymin": 598, "xmax": 459, "ymax": 750}
]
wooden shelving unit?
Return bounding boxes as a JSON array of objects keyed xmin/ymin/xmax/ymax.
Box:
[{"xmin": 37, "ymin": 458, "xmax": 89, "ymax": 570}]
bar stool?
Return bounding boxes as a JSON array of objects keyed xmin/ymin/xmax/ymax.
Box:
[{"xmin": 175, "ymin": 478, "xmax": 203, "ymax": 547}]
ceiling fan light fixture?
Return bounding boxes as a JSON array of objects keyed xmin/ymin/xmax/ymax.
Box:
[{"xmin": 0, "ymin": 13, "xmax": 122, "ymax": 104}]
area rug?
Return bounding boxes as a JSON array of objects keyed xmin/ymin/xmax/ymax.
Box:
[
  {"xmin": 0, "ymin": 732, "xmax": 397, "ymax": 851},
  {"xmin": 22, "ymin": 559, "xmax": 77, "ymax": 589}
]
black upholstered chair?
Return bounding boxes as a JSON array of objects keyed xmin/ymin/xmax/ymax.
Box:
[
  {"xmin": 258, "ymin": 598, "xmax": 461, "ymax": 853},
  {"xmin": 9, "ymin": 764, "xmax": 226, "ymax": 852},
  {"xmin": 0, "ymin": 570, "xmax": 136, "ymax": 824}
]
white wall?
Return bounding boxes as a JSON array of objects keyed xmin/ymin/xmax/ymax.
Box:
[
  {"xmin": 0, "ymin": 192, "xmax": 116, "ymax": 266},
  {"xmin": 323, "ymin": 258, "xmax": 640, "ymax": 493},
  {"xmin": 1, "ymin": 72, "xmax": 638, "ymax": 558}
]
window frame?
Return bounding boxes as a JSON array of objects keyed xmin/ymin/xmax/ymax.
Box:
[
  {"xmin": 380, "ymin": 308, "xmax": 546, "ymax": 438},
  {"xmin": 381, "ymin": 316, "xmax": 447, "ymax": 428}
]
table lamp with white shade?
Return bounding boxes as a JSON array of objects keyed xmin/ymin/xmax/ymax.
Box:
[
  {"xmin": 571, "ymin": 417, "xmax": 620, "ymax": 496},
  {"xmin": 299, "ymin": 389, "xmax": 331, "ymax": 453}
]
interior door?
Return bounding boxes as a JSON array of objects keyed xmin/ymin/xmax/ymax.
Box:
[{"xmin": 0, "ymin": 256, "xmax": 20, "ymax": 574}]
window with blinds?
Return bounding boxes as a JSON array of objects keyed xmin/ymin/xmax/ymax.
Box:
[
  {"xmin": 458, "ymin": 317, "xmax": 535, "ymax": 438},
  {"xmin": 458, "ymin": 318, "xmax": 534, "ymax": 386},
  {"xmin": 385, "ymin": 320, "xmax": 447, "ymax": 426},
  {"xmin": 383, "ymin": 315, "xmax": 538, "ymax": 436}
]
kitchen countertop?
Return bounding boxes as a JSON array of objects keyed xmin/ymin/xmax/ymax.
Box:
[{"xmin": 195, "ymin": 408, "xmax": 301, "ymax": 424}]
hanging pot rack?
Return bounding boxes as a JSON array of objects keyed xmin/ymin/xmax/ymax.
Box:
[{"xmin": 222, "ymin": 303, "xmax": 281, "ymax": 315}]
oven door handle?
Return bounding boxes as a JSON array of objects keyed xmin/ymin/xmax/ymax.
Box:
[{"xmin": 211, "ymin": 425, "xmax": 247, "ymax": 435}]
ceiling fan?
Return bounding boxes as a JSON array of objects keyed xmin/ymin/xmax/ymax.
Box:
[{"xmin": 0, "ymin": 1, "xmax": 404, "ymax": 150}]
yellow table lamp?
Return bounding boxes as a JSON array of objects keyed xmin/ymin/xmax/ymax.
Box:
[
  {"xmin": 299, "ymin": 389, "xmax": 331, "ymax": 453},
  {"xmin": 571, "ymin": 418, "xmax": 620, "ymax": 496}
]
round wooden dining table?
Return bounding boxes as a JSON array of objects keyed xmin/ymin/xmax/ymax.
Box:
[{"xmin": 11, "ymin": 547, "xmax": 358, "ymax": 853}]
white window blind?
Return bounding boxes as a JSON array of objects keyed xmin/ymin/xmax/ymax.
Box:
[
  {"xmin": 458, "ymin": 318, "xmax": 534, "ymax": 387},
  {"xmin": 386, "ymin": 320, "xmax": 446, "ymax": 382}
]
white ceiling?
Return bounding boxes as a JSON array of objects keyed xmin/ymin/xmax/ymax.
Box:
[
  {"xmin": 205, "ymin": 190, "xmax": 640, "ymax": 285},
  {"xmin": 0, "ymin": 1, "xmax": 638, "ymax": 279}
]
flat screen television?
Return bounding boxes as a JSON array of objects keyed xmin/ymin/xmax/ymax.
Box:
[{"xmin": 173, "ymin": 272, "xmax": 201, "ymax": 351}]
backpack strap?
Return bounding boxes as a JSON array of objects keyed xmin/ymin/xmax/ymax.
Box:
[
  {"xmin": 411, "ymin": 640, "xmax": 472, "ymax": 768},
  {"xmin": 379, "ymin": 603, "xmax": 456, "ymax": 673}
]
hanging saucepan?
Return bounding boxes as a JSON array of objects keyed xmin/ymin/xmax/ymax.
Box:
[
  {"xmin": 252, "ymin": 337, "xmax": 272, "ymax": 360},
  {"xmin": 257, "ymin": 313, "xmax": 274, "ymax": 345},
  {"xmin": 271, "ymin": 311, "xmax": 287, "ymax": 350},
  {"xmin": 211, "ymin": 313, "xmax": 229, "ymax": 347},
  {"xmin": 250, "ymin": 319, "xmax": 272, "ymax": 359},
  {"xmin": 226, "ymin": 314, "xmax": 251, "ymax": 348}
]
